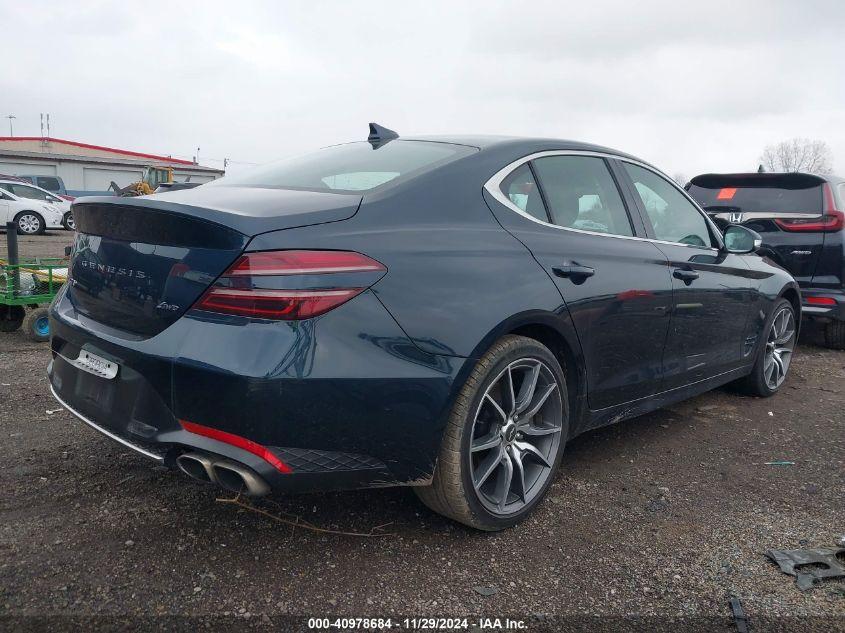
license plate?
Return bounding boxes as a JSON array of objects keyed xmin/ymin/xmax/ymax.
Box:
[{"xmin": 73, "ymin": 350, "xmax": 119, "ymax": 380}]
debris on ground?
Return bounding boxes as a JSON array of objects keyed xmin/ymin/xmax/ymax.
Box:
[
  {"xmin": 728, "ymin": 596, "xmax": 749, "ymax": 633},
  {"xmin": 473, "ymin": 586, "xmax": 498, "ymax": 597},
  {"xmin": 764, "ymin": 460, "xmax": 795, "ymax": 465},
  {"xmin": 766, "ymin": 547, "xmax": 845, "ymax": 591}
]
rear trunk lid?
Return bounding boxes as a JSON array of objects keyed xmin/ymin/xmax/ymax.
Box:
[
  {"xmin": 687, "ymin": 173, "xmax": 826, "ymax": 285},
  {"xmin": 68, "ymin": 187, "xmax": 361, "ymax": 336}
]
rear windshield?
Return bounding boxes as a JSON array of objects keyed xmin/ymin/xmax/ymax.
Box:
[
  {"xmin": 215, "ymin": 140, "xmax": 477, "ymax": 193},
  {"xmin": 688, "ymin": 177, "xmax": 823, "ymax": 214}
]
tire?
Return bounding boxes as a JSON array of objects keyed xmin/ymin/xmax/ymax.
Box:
[
  {"xmin": 15, "ymin": 211, "xmax": 45, "ymax": 235},
  {"xmin": 0, "ymin": 305, "xmax": 25, "ymax": 332},
  {"xmin": 739, "ymin": 298, "xmax": 796, "ymax": 397},
  {"xmin": 62, "ymin": 211, "xmax": 76, "ymax": 231},
  {"xmin": 823, "ymin": 320, "xmax": 845, "ymax": 350},
  {"xmin": 23, "ymin": 307, "xmax": 50, "ymax": 342},
  {"xmin": 414, "ymin": 335, "xmax": 569, "ymax": 531}
]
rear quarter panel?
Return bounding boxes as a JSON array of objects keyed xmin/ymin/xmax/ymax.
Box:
[{"xmin": 247, "ymin": 156, "xmax": 572, "ymax": 360}]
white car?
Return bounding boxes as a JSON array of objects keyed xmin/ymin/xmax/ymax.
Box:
[{"xmin": 0, "ymin": 179, "xmax": 69, "ymax": 234}]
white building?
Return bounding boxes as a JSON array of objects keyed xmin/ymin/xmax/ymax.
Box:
[{"xmin": 0, "ymin": 136, "xmax": 224, "ymax": 195}]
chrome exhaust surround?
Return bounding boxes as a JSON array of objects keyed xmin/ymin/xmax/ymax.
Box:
[{"xmin": 176, "ymin": 452, "xmax": 270, "ymax": 497}]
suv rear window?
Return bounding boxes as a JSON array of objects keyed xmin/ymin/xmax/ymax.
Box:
[
  {"xmin": 216, "ymin": 140, "xmax": 476, "ymax": 193},
  {"xmin": 687, "ymin": 174, "xmax": 823, "ymax": 214},
  {"xmin": 36, "ymin": 176, "xmax": 61, "ymax": 191}
]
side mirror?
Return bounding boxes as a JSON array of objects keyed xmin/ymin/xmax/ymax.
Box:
[{"xmin": 723, "ymin": 225, "xmax": 762, "ymax": 254}]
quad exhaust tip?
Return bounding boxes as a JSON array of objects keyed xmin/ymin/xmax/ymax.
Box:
[{"xmin": 176, "ymin": 452, "xmax": 270, "ymax": 497}]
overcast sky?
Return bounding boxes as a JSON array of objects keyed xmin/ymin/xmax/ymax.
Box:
[{"xmin": 2, "ymin": 1, "xmax": 844, "ymax": 178}]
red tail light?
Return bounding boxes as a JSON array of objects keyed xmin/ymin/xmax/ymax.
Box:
[
  {"xmin": 775, "ymin": 184, "xmax": 843, "ymax": 232},
  {"xmin": 806, "ymin": 296, "xmax": 837, "ymax": 306},
  {"xmin": 193, "ymin": 250, "xmax": 385, "ymax": 320},
  {"xmin": 226, "ymin": 250, "xmax": 385, "ymax": 276},
  {"xmin": 179, "ymin": 419, "xmax": 292, "ymax": 473}
]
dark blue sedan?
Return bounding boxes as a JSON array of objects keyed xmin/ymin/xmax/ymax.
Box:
[{"xmin": 48, "ymin": 125, "xmax": 800, "ymax": 530}]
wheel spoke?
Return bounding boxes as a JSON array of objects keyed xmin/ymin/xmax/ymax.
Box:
[
  {"xmin": 471, "ymin": 431, "xmax": 502, "ymax": 453},
  {"xmin": 519, "ymin": 422, "xmax": 561, "ymax": 437},
  {"xmin": 473, "ymin": 445, "xmax": 504, "ymax": 490},
  {"xmin": 772, "ymin": 351, "xmax": 785, "ymax": 381},
  {"xmin": 522, "ymin": 383, "xmax": 557, "ymax": 420},
  {"xmin": 504, "ymin": 366, "xmax": 517, "ymax": 416},
  {"xmin": 515, "ymin": 362, "xmax": 541, "ymax": 415},
  {"xmin": 765, "ymin": 357, "xmax": 778, "ymax": 387},
  {"xmin": 514, "ymin": 440, "xmax": 552, "ymax": 469},
  {"xmin": 483, "ymin": 393, "xmax": 508, "ymax": 423},
  {"xmin": 508, "ymin": 445, "xmax": 527, "ymax": 503},
  {"xmin": 493, "ymin": 451, "xmax": 513, "ymax": 512},
  {"xmin": 775, "ymin": 330, "xmax": 794, "ymax": 345}
]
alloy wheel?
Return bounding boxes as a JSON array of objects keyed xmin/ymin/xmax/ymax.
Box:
[
  {"xmin": 469, "ymin": 358, "xmax": 563, "ymax": 515},
  {"xmin": 65, "ymin": 212, "xmax": 75, "ymax": 231},
  {"xmin": 18, "ymin": 214, "xmax": 41, "ymax": 234},
  {"xmin": 763, "ymin": 306, "xmax": 795, "ymax": 390}
]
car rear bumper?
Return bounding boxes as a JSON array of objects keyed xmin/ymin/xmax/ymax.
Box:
[
  {"xmin": 801, "ymin": 288, "xmax": 845, "ymax": 321},
  {"xmin": 48, "ymin": 286, "xmax": 464, "ymax": 493}
]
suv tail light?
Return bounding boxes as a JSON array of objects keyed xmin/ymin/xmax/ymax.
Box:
[
  {"xmin": 194, "ymin": 250, "xmax": 386, "ymax": 320},
  {"xmin": 775, "ymin": 184, "xmax": 844, "ymax": 232}
]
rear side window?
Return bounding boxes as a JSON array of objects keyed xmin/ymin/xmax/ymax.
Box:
[
  {"xmin": 531, "ymin": 156, "xmax": 633, "ymax": 237},
  {"xmin": 499, "ymin": 164, "xmax": 548, "ymax": 222},
  {"xmin": 36, "ymin": 176, "xmax": 61, "ymax": 191},
  {"xmin": 216, "ymin": 140, "xmax": 476, "ymax": 193},
  {"xmin": 687, "ymin": 180, "xmax": 823, "ymax": 214},
  {"xmin": 624, "ymin": 163, "xmax": 713, "ymax": 248}
]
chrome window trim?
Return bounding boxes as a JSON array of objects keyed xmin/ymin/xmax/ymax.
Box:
[
  {"xmin": 484, "ymin": 149, "xmax": 719, "ymax": 253},
  {"xmin": 49, "ymin": 383, "xmax": 164, "ymax": 462}
]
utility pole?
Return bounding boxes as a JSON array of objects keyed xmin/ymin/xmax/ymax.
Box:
[{"xmin": 5, "ymin": 115, "xmax": 15, "ymax": 136}]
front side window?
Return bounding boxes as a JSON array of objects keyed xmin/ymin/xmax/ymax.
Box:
[
  {"xmin": 499, "ymin": 163, "xmax": 548, "ymax": 221},
  {"xmin": 531, "ymin": 156, "xmax": 633, "ymax": 237},
  {"xmin": 623, "ymin": 163, "xmax": 713, "ymax": 248},
  {"xmin": 215, "ymin": 140, "xmax": 477, "ymax": 193}
]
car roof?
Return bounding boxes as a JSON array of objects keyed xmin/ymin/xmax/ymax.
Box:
[{"xmin": 405, "ymin": 134, "xmax": 640, "ymax": 157}]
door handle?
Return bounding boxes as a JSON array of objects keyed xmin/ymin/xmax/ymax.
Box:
[
  {"xmin": 673, "ymin": 269, "xmax": 700, "ymax": 285},
  {"xmin": 553, "ymin": 263, "xmax": 595, "ymax": 283}
]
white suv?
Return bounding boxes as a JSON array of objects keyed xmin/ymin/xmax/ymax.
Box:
[{"xmin": 0, "ymin": 179, "xmax": 68, "ymax": 234}]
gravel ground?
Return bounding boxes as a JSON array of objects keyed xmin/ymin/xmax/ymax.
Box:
[{"xmin": 1, "ymin": 232, "xmax": 843, "ymax": 631}]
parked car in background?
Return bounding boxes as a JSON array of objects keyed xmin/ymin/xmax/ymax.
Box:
[
  {"xmin": 49, "ymin": 127, "xmax": 799, "ymax": 530},
  {"xmin": 0, "ymin": 179, "xmax": 66, "ymax": 234},
  {"xmin": 15, "ymin": 175, "xmax": 74, "ymax": 201},
  {"xmin": 687, "ymin": 172, "xmax": 845, "ymax": 349}
]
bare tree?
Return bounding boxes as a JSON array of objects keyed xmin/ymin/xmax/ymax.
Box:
[
  {"xmin": 672, "ymin": 172, "xmax": 688, "ymax": 186},
  {"xmin": 760, "ymin": 138, "xmax": 833, "ymax": 174}
]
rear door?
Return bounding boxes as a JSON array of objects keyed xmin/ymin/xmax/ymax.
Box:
[
  {"xmin": 486, "ymin": 152, "xmax": 673, "ymax": 410},
  {"xmin": 687, "ymin": 174, "xmax": 827, "ymax": 286},
  {"xmin": 621, "ymin": 163, "xmax": 756, "ymax": 387}
]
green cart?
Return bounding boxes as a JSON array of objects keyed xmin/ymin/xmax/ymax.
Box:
[{"xmin": 0, "ymin": 258, "xmax": 68, "ymax": 342}]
